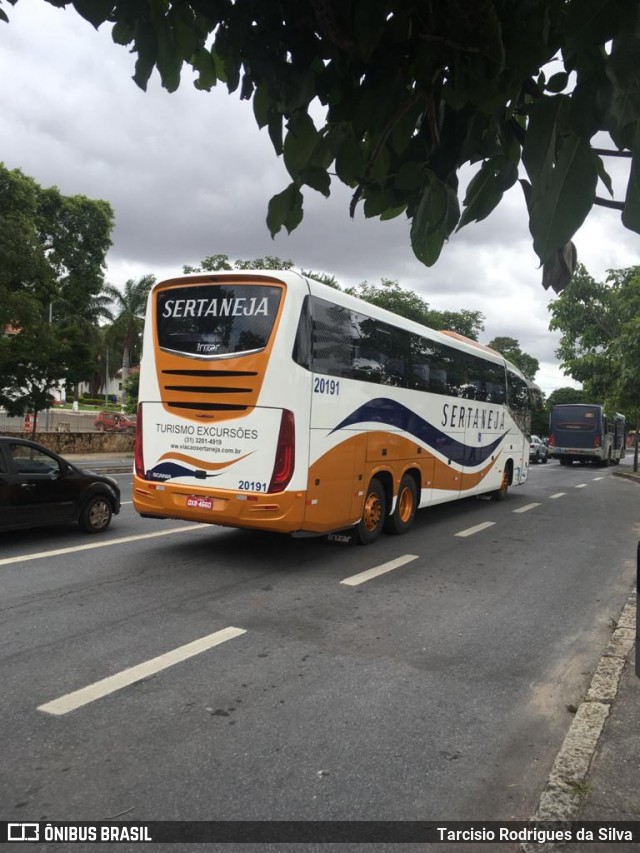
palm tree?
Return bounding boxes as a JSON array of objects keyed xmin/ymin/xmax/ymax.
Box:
[{"xmin": 104, "ymin": 275, "xmax": 155, "ymax": 406}]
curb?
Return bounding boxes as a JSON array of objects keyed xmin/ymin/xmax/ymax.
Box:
[{"xmin": 520, "ymin": 592, "xmax": 636, "ymax": 852}]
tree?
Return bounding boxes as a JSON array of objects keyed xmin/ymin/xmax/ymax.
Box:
[
  {"xmin": 546, "ymin": 386, "xmax": 588, "ymax": 407},
  {"xmin": 184, "ymin": 254, "xmax": 294, "ymax": 273},
  {"xmin": 345, "ymin": 278, "xmax": 485, "ymax": 339},
  {"xmin": 549, "ymin": 263, "xmax": 640, "ymax": 468},
  {"xmin": 104, "ymin": 275, "xmax": 155, "ymax": 405},
  {"xmin": 5, "ymin": 1, "xmax": 639, "ymax": 288},
  {"xmin": 487, "ymin": 336, "xmax": 539, "ymax": 380},
  {"xmin": 0, "ymin": 163, "xmax": 113, "ymax": 427}
]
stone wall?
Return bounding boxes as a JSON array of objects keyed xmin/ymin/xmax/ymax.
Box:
[{"xmin": 4, "ymin": 432, "xmax": 135, "ymax": 454}]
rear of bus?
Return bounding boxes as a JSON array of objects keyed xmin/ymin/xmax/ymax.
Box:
[
  {"xmin": 548, "ymin": 404, "xmax": 604, "ymax": 463},
  {"xmin": 133, "ymin": 272, "xmax": 310, "ymax": 532}
]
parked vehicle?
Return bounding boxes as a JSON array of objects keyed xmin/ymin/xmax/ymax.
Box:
[
  {"xmin": 93, "ymin": 411, "xmax": 137, "ymax": 433},
  {"xmin": 529, "ymin": 435, "xmax": 549, "ymax": 463},
  {"xmin": 0, "ymin": 437, "xmax": 121, "ymax": 533}
]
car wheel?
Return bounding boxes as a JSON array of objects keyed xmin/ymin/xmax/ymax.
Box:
[
  {"xmin": 356, "ymin": 477, "xmax": 386, "ymax": 545},
  {"xmin": 96, "ymin": 423, "xmax": 105, "ymax": 432},
  {"xmin": 384, "ymin": 474, "xmax": 418, "ymax": 535},
  {"xmin": 79, "ymin": 495, "xmax": 113, "ymax": 533},
  {"xmin": 541, "ymin": 452, "xmax": 548, "ymax": 464}
]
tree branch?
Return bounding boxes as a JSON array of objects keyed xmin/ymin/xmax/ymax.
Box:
[
  {"xmin": 592, "ymin": 148, "xmax": 631, "ymax": 158},
  {"xmin": 594, "ymin": 197, "xmax": 625, "ymax": 211}
]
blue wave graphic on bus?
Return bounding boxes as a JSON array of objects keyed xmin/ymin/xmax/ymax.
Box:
[
  {"xmin": 331, "ymin": 398, "xmax": 507, "ymax": 467},
  {"xmin": 146, "ymin": 462, "xmax": 221, "ymax": 481}
]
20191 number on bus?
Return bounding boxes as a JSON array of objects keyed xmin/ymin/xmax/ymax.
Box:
[{"xmin": 133, "ymin": 270, "xmax": 538, "ymax": 545}]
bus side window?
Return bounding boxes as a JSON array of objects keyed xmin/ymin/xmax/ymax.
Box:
[{"xmin": 292, "ymin": 295, "xmax": 312, "ymax": 370}]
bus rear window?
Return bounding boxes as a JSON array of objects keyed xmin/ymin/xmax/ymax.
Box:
[
  {"xmin": 553, "ymin": 406, "xmax": 599, "ymax": 430},
  {"xmin": 156, "ymin": 284, "xmax": 282, "ymax": 358}
]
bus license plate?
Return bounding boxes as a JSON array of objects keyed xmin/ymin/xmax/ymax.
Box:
[{"xmin": 186, "ymin": 495, "xmax": 213, "ymax": 510}]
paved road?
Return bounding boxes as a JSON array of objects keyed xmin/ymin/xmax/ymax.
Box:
[{"xmin": 0, "ymin": 459, "xmax": 636, "ymax": 850}]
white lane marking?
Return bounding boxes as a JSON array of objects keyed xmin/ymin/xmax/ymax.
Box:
[
  {"xmin": 575, "ymin": 483, "xmax": 588, "ymax": 489},
  {"xmin": 513, "ymin": 502, "xmax": 541, "ymax": 514},
  {"xmin": 593, "ymin": 476, "xmax": 605, "ymax": 481},
  {"xmin": 38, "ymin": 627, "xmax": 247, "ymax": 715},
  {"xmin": 454, "ymin": 521, "xmax": 495, "ymax": 538},
  {"xmin": 340, "ymin": 554, "xmax": 419, "ymax": 587},
  {"xmin": 549, "ymin": 492, "xmax": 566, "ymax": 499},
  {"xmin": 0, "ymin": 525, "xmax": 205, "ymax": 567},
  {"xmin": 121, "ymin": 501, "xmax": 133, "ymax": 505}
]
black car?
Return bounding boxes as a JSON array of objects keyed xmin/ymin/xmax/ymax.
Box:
[{"xmin": 0, "ymin": 437, "xmax": 121, "ymax": 533}]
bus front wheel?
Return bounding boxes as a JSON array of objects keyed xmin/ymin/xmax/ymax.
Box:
[
  {"xmin": 384, "ymin": 474, "xmax": 418, "ymax": 535},
  {"xmin": 356, "ymin": 477, "xmax": 387, "ymax": 545}
]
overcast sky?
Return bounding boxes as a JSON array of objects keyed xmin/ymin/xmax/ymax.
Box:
[{"xmin": 2, "ymin": 1, "xmax": 639, "ymax": 395}]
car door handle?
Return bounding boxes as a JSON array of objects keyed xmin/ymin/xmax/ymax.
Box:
[{"xmin": 20, "ymin": 483, "xmax": 36, "ymax": 490}]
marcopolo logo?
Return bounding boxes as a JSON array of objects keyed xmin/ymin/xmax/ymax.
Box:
[{"xmin": 8, "ymin": 823, "xmax": 39, "ymax": 842}]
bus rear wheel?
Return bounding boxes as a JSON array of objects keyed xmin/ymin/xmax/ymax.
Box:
[
  {"xmin": 491, "ymin": 468, "xmax": 510, "ymax": 501},
  {"xmin": 356, "ymin": 477, "xmax": 386, "ymax": 545},
  {"xmin": 384, "ymin": 474, "xmax": 417, "ymax": 535}
]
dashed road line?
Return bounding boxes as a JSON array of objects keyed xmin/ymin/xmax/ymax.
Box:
[
  {"xmin": 513, "ymin": 502, "xmax": 541, "ymax": 514},
  {"xmin": 575, "ymin": 483, "xmax": 589, "ymax": 489},
  {"xmin": 0, "ymin": 525, "xmax": 206, "ymax": 567},
  {"xmin": 454, "ymin": 521, "xmax": 496, "ymax": 538},
  {"xmin": 38, "ymin": 627, "xmax": 247, "ymax": 715},
  {"xmin": 549, "ymin": 492, "xmax": 566, "ymax": 499},
  {"xmin": 340, "ymin": 554, "xmax": 419, "ymax": 587}
]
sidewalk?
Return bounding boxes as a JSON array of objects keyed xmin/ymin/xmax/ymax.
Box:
[{"xmin": 522, "ymin": 591, "xmax": 638, "ymax": 851}]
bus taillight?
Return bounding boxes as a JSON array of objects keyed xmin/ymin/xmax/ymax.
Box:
[
  {"xmin": 268, "ymin": 409, "xmax": 295, "ymax": 492},
  {"xmin": 593, "ymin": 435, "xmax": 601, "ymax": 448},
  {"xmin": 134, "ymin": 404, "xmax": 145, "ymax": 478},
  {"xmin": 549, "ymin": 433, "xmax": 555, "ymax": 447}
]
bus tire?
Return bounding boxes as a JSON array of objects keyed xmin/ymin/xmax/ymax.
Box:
[
  {"xmin": 491, "ymin": 467, "xmax": 510, "ymax": 501},
  {"xmin": 384, "ymin": 474, "xmax": 418, "ymax": 535},
  {"xmin": 356, "ymin": 477, "xmax": 386, "ymax": 545}
]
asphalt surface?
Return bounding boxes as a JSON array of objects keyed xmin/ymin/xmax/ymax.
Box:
[{"xmin": 63, "ymin": 452, "xmax": 640, "ymax": 850}]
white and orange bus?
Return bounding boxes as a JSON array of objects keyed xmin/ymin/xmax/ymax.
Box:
[{"xmin": 133, "ymin": 270, "xmax": 532, "ymax": 544}]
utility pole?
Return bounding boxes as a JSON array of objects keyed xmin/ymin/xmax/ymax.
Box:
[{"xmin": 105, "ymin": 348, "xmax": 109, "ymax": 409}]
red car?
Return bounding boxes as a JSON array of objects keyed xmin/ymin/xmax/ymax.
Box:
[{"xmin": 93, "ymin": 411, "xmax": 137, "ymax": 433}]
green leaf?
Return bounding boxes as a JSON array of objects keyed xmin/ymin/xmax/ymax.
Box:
[
  {"xmin": 335, "ymin": 135, "xmax": 364, "ymax": 185},
  {"xmin": 253, "ymin": 85, "xmax": 272, "ymax": 129},
  {"xmin": 71, "ymin": 0, "xmax": 113, "ymax": 29},
  {"xmin": 299, "ymin": 167, "xmax": 331, "ymax": 197},
  {"xmin": 410, "ymin": 227, "xmax": 445, "ymax": 267},
  {"xmin": 192, "ymin": 48, "xmax": 216, "ymax": 91},
  {"xmin": 522, "ymin": 96, "xmax": 567, "ymax": 186},
  {"xmin": 529, "ymin": 133, "xmax": 598, "ymax": 263},
  {"xmin": 268, "ymin": 114, "xmax": 283, "ymax": 156},
  {"xmin": 380, "ymin": 205, "xmax": 407, "ymax": 221},
  {"xmin": 410, "ymin": 175, "xmax": 459, "ymax": 266},
  {"xmin": 283, "ymin": 113, "xmax": 319, "ymax": 179},
  {"xmin": 112, "ymin": 19, "xmax": 133, "ymax": 46},
  {"xmin": 458, "ymin": 162, "xmax": 503, "ymax": 229},
  {"xmin": 266, "ymin": 184, "xmax": 303, "ymax": 237}
]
